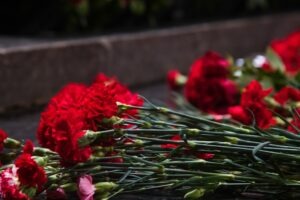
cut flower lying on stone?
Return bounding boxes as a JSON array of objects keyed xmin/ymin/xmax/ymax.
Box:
[{"xmin": 1, "ymin": 29, "xmax": 300, "ymax": 200}]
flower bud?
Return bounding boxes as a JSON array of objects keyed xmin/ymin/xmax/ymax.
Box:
[
  {"xmin": 32, "ymin": 156, "xmax": 48, "ymax": 166},
  {"xmin": 94, "ymin": 182, "xmax": 118, "ymax": 194},
  {"xmin": 4, "ymin": 138, "xmax": 21, "ymax": 149},
  {"xmin": 33, "ymin": 147, "xmax": 57, "ymax": 156},
  {"xmin": 225, "ymin": 136, "xmax": 239, "ymax": 144},
  {"xmin": 61, "ymin": 183, "xmax": 77, "ymax": 192},
  {"xmin": 78, "ymin": 130, "xmax": 98, "ymax": 147},
  {"xmin": 184, "ymin": 188, "xmax": 206, "ymax": 199}
]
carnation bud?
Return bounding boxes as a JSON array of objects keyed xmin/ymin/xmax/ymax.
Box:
[
  {"xmin": 102, "ymin": 116, "xmax": 123, "ymax": 125},
  {"xmin": 225, "ymin": 136, "xmax": 239, "ymax": 144},
  {"xmin": 167, "ymin": 70, "xmax": 187, "ymax": 90},
  {"xmin": 34, "ymin": 147, "xmax": 57, "ymax": 156},
  {"xmin": 4, "ymin": 138, "xmax": 21, "ymax": 149},
  {"xmin": 78, "ymin": 130, "xmax": 98, "ymax": 147},
  {"xmin": 184, "ymin": 188, "xmax": 206, "ymax": 199},
  {"xmin": 187, "ymin": 129, "xmax": 200, "ymax": 136},
  {"xmin": 133, "ymin": 139, "xmax": 144, "ymax": 146},
  {"xmin": 94, "ymin": 182, "xmax": 118, "ymax": 194},
  {"xmin": 32, "ymin": 156, "xmax": 48, "ymax": 166},
  {"xmin": 61, "ymin": 183, "xmax": 77, "ymax": 192}
]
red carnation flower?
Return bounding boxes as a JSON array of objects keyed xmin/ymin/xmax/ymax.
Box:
[
  {"xmin": 228, "ymin": 105, "xmax": 251, "ymax": 125},
  {"xmin": 271, "ymin": 30, "xmax": 300, "ymax": 75},
  {"xmin": 15, "ymin": 153, "xmax": 47, "ymax": 189},
  {"xmin": 0, "ymin": 128, "xmax": 8, "ymax": 151},
  {"xmin": 185, "ymin": 78, "xmax": 238, "ymax": 114},
  {"xmin": 49, "ymin": 110, "xmax": 92, "ymax": 166},
  {"xmin": 274, "ymin": 86, "xmax": 300, "ymax": 105},
  {"xmin": 229, "ymin": 80, "xmax": 275, "ymax": 129},
  {"xmin": 0, "ymin": 168, "xmax": 30, "ymax": 200},
  {"xmin": 189, "ymin": 51, "xmax": 229, "ymax": 80},
  {"xmin": 37, "ymin": 83, "xmax": 88, "ymax": 149},
  {"xmin": 93, "ymin": 74, "xmax": 143, "ymax": 118},
  {"xmin": 240, "ymin": 80, "xmax": 272, "ymax": 107},
  {"xmin": 23, "ymin": 140, "xmax": 34, "ymax": 154},
  {"xmin": 81, "ymin": 82, "xmax": 118, "ymax": 130},
  {"xmin": 184, "ymin": 51, "xmax": 238, "ymax": 114}
]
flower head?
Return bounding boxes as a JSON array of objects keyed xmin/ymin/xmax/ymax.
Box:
[
  {"xmin": 271, "ymin": 30, "xmax": 300, "ymax": 75},
  {"xmin": 0, "ymin": 167, "xmax": 29, "ymax": 200},
  {"xmin": 229, "ymin": 80, "xmax": 275, "ymax": 129},
  {"xmin": 15, "ymin": 153, "xmax": 47, "ymax": 189},
  {"xmin": 184, "ymin": 51, "xmax": 238, "ymax": 114},
  {"xmin": 274, "ymin": 86, "xmax": 300, "ymax": 105}
]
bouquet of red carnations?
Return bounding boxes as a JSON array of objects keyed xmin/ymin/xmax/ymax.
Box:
[{"xmin": 1, "ymin": 30, "xmax": 300, "ymax": 200}]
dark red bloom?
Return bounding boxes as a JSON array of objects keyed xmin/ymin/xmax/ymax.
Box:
[
  {"xmin": 47, "ymin": 188, "xmax": 67, "ymax": 200},
  {"xmin": 37, "ymin": 84, "xmax": 93, "ymax": 165},
  {"xmin": 196, "ymin": 153, "xmax": 215, "ymax": 160},
  {"xmin": 37, "ymin": 74, "xmax": 142, "ymax": 165},
  {"xmin": 0, "ymin": 128, "xmax": 8, "ymax": 151},
  {"xmin": 23, "ymin": 140, "xmax": 34, "ymax": 154},
  {"xmin": 240, "ymin": 80, "xmax": 272, "ymax": 107},
  {"xmin": 188, "ymin": 51, "xmax": 229, "ymax": 79},
  {"xmin": 228, "ymin": 105, "xmax": 252, "ymax": 125},
  {"xmin": 93, "ymin": 74, "xmax": 143, "ymax": 118},
  {"xmin": 184, "ymin": 51, "xmax": 238, "ymax": 114},
  {"xmin": 15, "ymin": 153, "xmax": 47, "ymax": 189},
  {"xmin": 49, "ymin": 110, "xmax": 92, "ymax": 166},
  {"xmin": 229, "ymin": 80, "xmax": 275, "ymax": 129},
  {"xmin": 81, "ymin": 82, "xmax": 118, "ymax": 130},
  {"xmin": 185, "ymin": 78, "xmax": 238, "ymax": 114},
  {"xmin": 274, "ymin": 86, "xmax": 300, "ymax": 105},
  {"xmin": 270, "ymin": 30, "xmax": 300, "ymax": 75},
  {"xmin": 37, "ymin": 83, "xmax": 88, "ymax": 148}
]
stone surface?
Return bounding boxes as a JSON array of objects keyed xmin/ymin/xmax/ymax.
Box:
[{"xmin": 0, "ymin": 12, "xmax": 300, "ymax": 110}]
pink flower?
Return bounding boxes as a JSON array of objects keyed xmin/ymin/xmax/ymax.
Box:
[{"xmin": 77, "ymin": 175, "xmax": 95, "ymax": 200}]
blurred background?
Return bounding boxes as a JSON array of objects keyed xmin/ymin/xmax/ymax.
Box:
[{"xmin": 1, "ymin": 0, "xmax": 299, "ymax": 36}]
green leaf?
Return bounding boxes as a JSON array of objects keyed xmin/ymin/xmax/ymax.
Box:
[
  {"xmin": 21, "ymin": 187, "xmax": 37, "ymax": 198},
  {"xmin": 265, "ymin": 47, "xmax": 285, "ymax": 73}
]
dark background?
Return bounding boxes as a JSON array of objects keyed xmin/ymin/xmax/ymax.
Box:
[{"xmin": 1, "ymin": 0, "xmax": 300, "ymax": 36}]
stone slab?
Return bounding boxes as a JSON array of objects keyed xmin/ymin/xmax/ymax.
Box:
[{"xmin": 0, "ymin": 12, "xmax": 300, "ymax": 110}]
